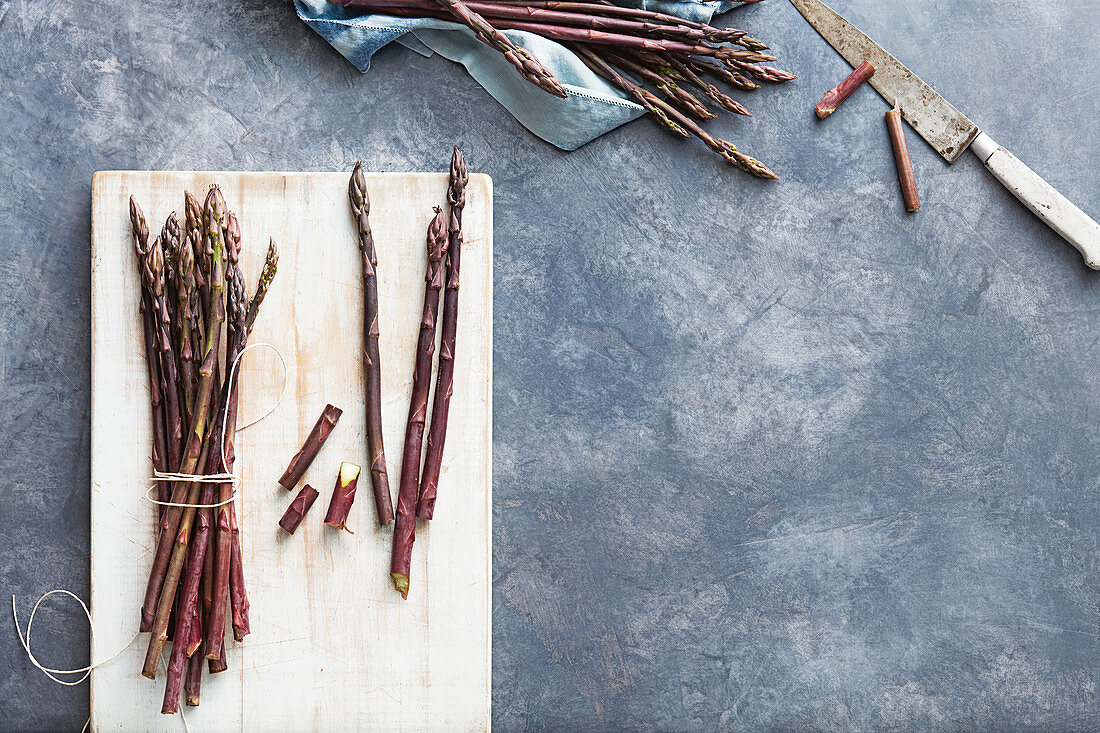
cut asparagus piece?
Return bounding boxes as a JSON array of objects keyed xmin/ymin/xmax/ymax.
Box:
[
  {"xmin": 885, "ymin": 100, "xmax": 920, "ymax": 212},
  {"xmin": 815, "ymin": 59, "xmax": 874, "ymax": 119},
  {"xmin": 278, "ymin": 405, "xmax": 344, "ymax": 490},
  {"xmin": 324, "ymin": 463, "xmax": 362, "ymax": 532},
  {"xmin": 280, "ymin": 485, "xmax": 321, "ymax": 534}
]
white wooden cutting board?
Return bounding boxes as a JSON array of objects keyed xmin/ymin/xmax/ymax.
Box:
[{"xmin": 89, "ymin": 171, "xmax": 492, "ymax": 732}]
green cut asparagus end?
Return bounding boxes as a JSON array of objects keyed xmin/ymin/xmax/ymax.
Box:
[
  {"xmin": 339, "ymin": 461, "xmax": 362, "ymax": 485},
  {"xmin": 391, "ymin": 573, "xmax": 410, "ymax": 600}
]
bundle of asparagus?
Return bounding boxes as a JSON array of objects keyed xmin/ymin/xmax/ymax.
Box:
[
  {"xmin": 332, "ymin": 0, "xmax": 793, "ymax": 177},
  {"xmin": 130, "ymin": 186, "xmax": 279, "ymax": 714}
]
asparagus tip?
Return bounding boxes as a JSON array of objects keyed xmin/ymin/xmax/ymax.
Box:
[
  {"xmin": 451, "ymin": 146, "xmax": 468, "ymax": 185},
  {"xmin": 350, "ymin": 161, "xmax": 369, "ymax": 215}
]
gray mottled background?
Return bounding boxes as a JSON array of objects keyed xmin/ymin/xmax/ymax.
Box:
[{"xmin": 1, "ymin": 0, "xmax": 1098, "ymax": 730}]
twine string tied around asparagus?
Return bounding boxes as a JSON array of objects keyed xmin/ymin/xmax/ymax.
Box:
[{"xmin": 145, "ymin": 341, "xmax": 288, "ymax": 510}]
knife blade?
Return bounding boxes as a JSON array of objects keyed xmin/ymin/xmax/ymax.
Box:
[
  {"xmin": 788, "ymin": 0, "xmax": 1100, "ymax": 269},
  {"xmin": 788, "ymin": 0, "xmax": 978, "ymax": 162}
]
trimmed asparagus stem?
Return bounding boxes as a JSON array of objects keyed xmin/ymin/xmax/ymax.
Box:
[
  {"xmin": 885, "ymin": 100, "xmax": 920, "ymax": 212},
  {"xmin": 815, "ymin": 59, "xmax": 874, "ymax": 118},
  {"xmin": 349, "ymin": 162, "xmax": 395, "ymax": 525},
  {"xmin": 280, "ymin": 485, "xmax": 321, "ymax": 534},
  {"xmin": 229, "ymin": 534, "xmax": 249, "ymax": 641},
  {"xmin": 391, "ymin": 208, "xmax": 449, "ymax": 599},
  {"xmin": 417, "ymin": 147, "xmax": 467, "ymax": 520},
  {"xmin": 278, "ymin": 404, "xmax": 344, "ymax": 490},
  {"xmin": 141, "ymin": 185, "xmax": 227, "ymax": 676},
  {"xmin": 184, "ymin": 628, "xmax": 205, "ymax": 706},
  {"xmin": 208, "ymin": 641, "xmax": 227, "ymax": 674},
  {"xmin": 324, "ymin": 463, "xmax": 362, "ymax": 532}
]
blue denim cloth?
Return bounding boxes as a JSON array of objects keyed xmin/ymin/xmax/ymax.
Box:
[{"xmin": 295, "ymin": 0, "xmax": 743, "ymax": 150}]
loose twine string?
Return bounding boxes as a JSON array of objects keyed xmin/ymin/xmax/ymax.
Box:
[{"xmin": 11, "ymin": 342, "xmax": 287, "ymax": 727}]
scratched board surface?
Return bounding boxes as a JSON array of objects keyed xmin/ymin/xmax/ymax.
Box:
[{"xmin": 89, "ymin": 171, "xmax": 492, "ymax": 732}]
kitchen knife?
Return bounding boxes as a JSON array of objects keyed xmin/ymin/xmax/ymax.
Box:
[{"xmin": 789, "ymin": 0, "xmax": 1100, "ymax": 269}]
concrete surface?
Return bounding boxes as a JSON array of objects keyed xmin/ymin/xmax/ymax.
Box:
[{"xmin": 1, "ymin": 0, "xmax": 1098, "ymax": 730}]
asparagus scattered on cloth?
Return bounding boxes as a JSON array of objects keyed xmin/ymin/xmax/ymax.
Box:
[
  {"xmin": 349, "ymin": 162, "xmax": 395, "ymax": 525},
  {"xmin": 329, "ymin": 0, "xmax": 792, "ymax": 175},
  {"xmin": 391, "ymin": 207, "xmax": 449, "ymax": 600},
  {"xmin": 417, "ymin": 147, "xmax": 467, "ymax": 520}
]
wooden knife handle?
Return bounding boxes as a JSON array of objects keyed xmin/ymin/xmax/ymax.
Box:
[{"xmin": 971, "ymin": 132, "xmax": 1100, "ymax": 270}]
